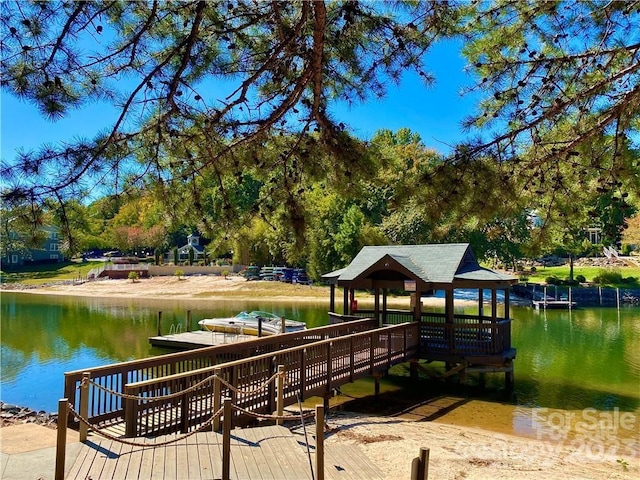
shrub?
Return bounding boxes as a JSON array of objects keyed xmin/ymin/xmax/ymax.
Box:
[
  {"xmin": 174, "ymin": 269, "xmax": 184, "ymax": 280},
  {"xmin": 545, "ymin": 276, "xmax": 562, "ymax": 285},
  {"xmin": 128, "ymin": 271, "xmax": 139, "ymax": 282},
  {"xmin": 518, "ymin": 273, "xmax": 529, "ymax": 283},
  {"xmin": 593, "ymin": 269, "xmax": 623, "ymax": 286},
  {"xmin": 575, "ymin": 274, "xmax": 586, "ymax": 283}
]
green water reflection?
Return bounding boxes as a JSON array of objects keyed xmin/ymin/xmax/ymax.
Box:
[{"xmin": 1, "ymin": 292, "xmax": 639, "ymax": 420}]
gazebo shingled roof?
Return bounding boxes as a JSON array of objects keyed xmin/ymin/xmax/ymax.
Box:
[{"xmin": 322, "ymin": 243, "xmax": 516, "ymax": 288}]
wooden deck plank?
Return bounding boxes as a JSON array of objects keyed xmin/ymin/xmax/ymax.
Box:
[
  {"xmin": 325, "ymin": 444, "xmax": 383, "ymax": 480},
  {"xmin": 234, "ymin": 427, "xmax": 266, "ymax": 479},
  {"xmin": 110, "ymin": 439, "xmax": 133, "ymax": 480},
  {"xmin": 66, "ymin": 424, "xmax": 384, "ymax": 479},
  {"xmin": 185, "ymin": 431, "xmax": 203, "ymax": 480},
  {"xmin": 148, "ymin": 437, "xmax": 166, "ymax": 480},
  {"xmin": 174, "ymin": 438, "xmax": 191, "ymax": 480},
  {"xmin": 194, "ymin": 432, "xmax": 215, "ymax": 480},
  {"xmin": 90, "ymin": 436, "xmax": 123, "ymax": 480},
  {"xmin": 137, "ymin": 438, "xmax": 157, "ymax": 480},
  {"xmin": 65, "ymin": 436, "xmax": 98, "ymax": 480},
  {"xmin": 206, "ymin": 430, "xmax": 224, "ymax": 479},
  {"xmin": 249, "ymin": 425, "xmax": 313, "ymax": 480},
  {"xmin": 162, "ymin": 434, "xmax": 178, "ymax": 480},
  {"xmin": 126, "ymin": 444, "xmax": 148, "ymax": 480},
  {"xmin": 226, "ymin": 429, "xmax": 251, "ymax": 480}
]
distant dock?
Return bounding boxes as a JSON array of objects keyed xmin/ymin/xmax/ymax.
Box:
[
  {"xmin": 532, "ymin": 300, "xmax": 577, "ymax": 310},
  {"xmin": 149, "ymin": 330, "xmax": 259, "ymax": 349}
]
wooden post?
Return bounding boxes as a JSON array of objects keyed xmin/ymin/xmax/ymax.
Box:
[
  {"xmin": 300, "ymin": 350, "xmax": 307, "ymax": 400},
  {"xmin": 79, "ymin": 372, "xmax": 90, "ymax": 442},
  {"xmin": 504, "ymin": 287, "xmax": 510, "ymax": 320},
  {"xmin": 478, "ymin": 288, "xmax": 484, "ymax": 317},
  {"xmin": 157, "ymin": 311, "xmax": 162, "ymax": 335},
  {"xmin": 276, "ymin": 365, "xmax": 285, "ymax": 426},
  {"xmin": 343, "ymin": 287, "xmax": 349, "ymax": 315},
  {"xmin": 382, "ymin": 288, "xmax": 388, "ymax": 324},
  {"xmin": 505, "ymin": 361, "xmax": 514, "ymax": 392},
  {"xmin": 410, "ymin": 447, "xmax": 430, "ymax": 480},
  {"xmin": 599, "ymin": 286, "xmax": 602, "ymax": 305},
  {"xmin": 374, "ymin": 285, "xmax": 380, "ymax": 327},
  {"xmin": 213, "ymin": 368, "xmax": 222, "ymax": 431},
  {"xmin": 55, "ymin": 399, "xmax": 68, "ymax": 480},
  {"xmin": 124, "ymin": 384, "xmax": 136, "ymax": 438},
  {"xmin": 374, "ymin": 373, "xmax": 381, "ymax": 398},
  {"xmin": 281, "ymin": 316, "xmax": 286, "ymax": 334},
  {"xmin": 315, "ymin": 404, "xmax": 325, "ymax": 480},
  {"xmin": 186, "ymin": 310, "xmax": 191, "ymax": 331},
  {"xmin": 222, "ymin": 397, "xmax": 231, "ymax": 480},
  {"xmin": 329, "ymin": 284, "xmax": 335, "ymax": 313}
]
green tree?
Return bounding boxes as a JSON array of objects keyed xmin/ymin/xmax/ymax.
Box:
[{"xmin": 2, "ymin": 1, "xmax": 639, "ymax": 252}]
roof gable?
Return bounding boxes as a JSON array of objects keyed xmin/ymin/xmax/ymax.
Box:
[{"xmin": 323, "ymin": 243, "xmax": 516, "ymax": 286}]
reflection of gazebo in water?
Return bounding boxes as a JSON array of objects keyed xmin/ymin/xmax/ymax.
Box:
[{"xmin": 322, "ymin": 243, "xmax": 518, "ymax": 388}]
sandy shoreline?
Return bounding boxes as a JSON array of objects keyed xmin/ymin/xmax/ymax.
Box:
[{"xmin": 3, "ymin": 275, "xmax": 638, "ymax": 478}]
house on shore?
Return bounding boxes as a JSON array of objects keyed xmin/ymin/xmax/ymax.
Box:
[{"xmin": 1, "ymin": 225, "xmax": 65, "ymax": 267}]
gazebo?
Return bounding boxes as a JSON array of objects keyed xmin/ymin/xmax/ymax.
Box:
[{"xmin": 322, "ymin": 243, "xmax": 518, "ymax": 387}]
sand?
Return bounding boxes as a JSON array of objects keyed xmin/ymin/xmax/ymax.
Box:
[{"xmin": 3, "ymin": 275, "xmax": 638, "ymax": 479}]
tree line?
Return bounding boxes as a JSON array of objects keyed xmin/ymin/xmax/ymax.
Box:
[{"xmin": 1, "ymin": 1, "xmax": 639, "ymax": 276}]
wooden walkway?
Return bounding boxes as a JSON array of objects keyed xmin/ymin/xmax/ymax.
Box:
[{"xmin": 65, "ymin": 425, "xmax": 383, "ymax": 480}]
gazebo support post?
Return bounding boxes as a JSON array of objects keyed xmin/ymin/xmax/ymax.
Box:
[
  {"xmin": 382, "ymin": 288, "xmax": 388, "ymax": 324},
  {"xmin": 329, "ymin": 284, "xmax": 335, "ymax": 313},
  {"xmin": 504, "ymin": 287, "xmax": 510, "ymax": 320},
  {"xmin": 478, "ymin": 288, "xmax": 484, "ymax": 318},
  {"xmin": 414, "ymin": 290, "xmax": 422, "ymax": 322},
  {"xmin": 374, "ymin": 285, "xmax": 380, "ymax": 327},
  {"xmin": 343, "ymin": 287, "xmax": 349, "ymax": 315}
]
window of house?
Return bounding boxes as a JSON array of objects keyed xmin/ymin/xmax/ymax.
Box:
[
  {"xmin": 50, "ymin": 243, "xmax": 59, "ymax": 251},
  {"xmin": 50, "ymin": 254, "xmax": 59, "ymax": 260},
  {"xmin": 51, "ymin": 232, "xmax": 59, "ymax": 240},
  {"xmin": 11, "ymin": 254, "xmax": 18, "ymax": 264}
]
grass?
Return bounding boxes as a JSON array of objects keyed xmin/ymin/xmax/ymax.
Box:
[
  {"xmin": 522, "ymin": 264, "xmax": 640, "ymax": 287},
  {"xmin": 0, "ymin": 260, "xmax": 104, "ymax": 285}
]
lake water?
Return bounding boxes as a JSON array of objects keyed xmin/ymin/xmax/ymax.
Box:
[{"xmin": 1, "ymin": 291, "xmax": 638, "ymax": 446}]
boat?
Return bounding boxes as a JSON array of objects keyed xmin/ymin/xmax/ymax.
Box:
[{"xmin": 198, "ymin": 311, "xmax": 306, "ymax": 336}]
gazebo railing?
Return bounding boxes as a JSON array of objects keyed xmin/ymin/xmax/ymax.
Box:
[{"xmin": 353, "ymin": 309, "xmax": 512, "ymax": 356}]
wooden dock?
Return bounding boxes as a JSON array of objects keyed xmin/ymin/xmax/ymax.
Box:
[
  {"xmin": 149, "ymin": 330, "xmax": 260, "ymax": 349},
  {"xmin": 532, "ymin": 300, "xmax": 577, "ymax": 310},
  {"xmin": 65, "ymin": 425, "xmax": 383, "ymax": 480}
]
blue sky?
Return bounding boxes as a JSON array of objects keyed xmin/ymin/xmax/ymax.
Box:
[{"xmin": 1, "ymin": 40, "xmax": 480, "ymax": 163}]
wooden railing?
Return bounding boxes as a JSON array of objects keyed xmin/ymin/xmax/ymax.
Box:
[
  {"xmin": 355, "ymin": 309, "xmax": 512, "ymax": 357},
  {"xmin": 63, "ymin": 319, "xmax": 378, "ymax": 428},
  {"xmin": 122, "ymin": 322, "xmax": 420, "ymax": 437}
]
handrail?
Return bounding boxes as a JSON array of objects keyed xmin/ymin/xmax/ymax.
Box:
[
  {"xmin": 63, "ymin": 319, "xmax": 379, "ymax": 427},
  {"xmin": 126, "ymin": 322, "xmax": 417, "ymax": 389},
  {"xmin": 121, "ymin": 322, "xmax": 421, "ymax": 436}
]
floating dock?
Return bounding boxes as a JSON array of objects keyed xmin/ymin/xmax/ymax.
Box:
[{"xmin": 149, "ymin": 330, "xmax": 259, "ymax": 349}]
